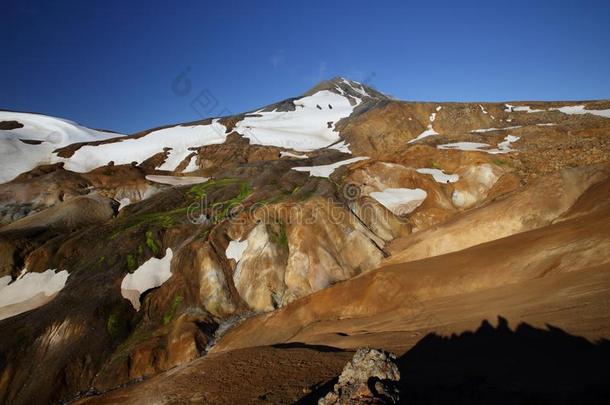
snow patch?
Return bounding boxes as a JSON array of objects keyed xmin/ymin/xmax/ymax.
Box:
[
  {"xmin": 330, "ymin": 140, "xmax": 352, "ymax": 153},
  {"xmin": 118, "ymin": 198, "xmax": 131, "ymax": 211},
  {"xmin": 341, "ymin": 78, "xmax": 370, "ymax": 98},
  {"xmin": 494, "ymin": 135, "xmax": 520, "ymax": 153},
  {"xmin": 280, "ymin": 151, "xmax": 308, "ymax": 159},
  {"xmin": 504, "ymin": 104, "xmax": 610, "ymax": 118},
  {"xmin": 0, "ymin": 269, "xmax": 69, "ymax": 321},
  {"xmin": 416, "ymin": 168, "xmax": 459, "ymax": 183},
  {"xmin": 551, "ymin": 105, "xmax": 610, "ymax": 118},
  {"xmin": 292, "ymin": 156, "xmax": 368, "ymax": 178},
  {"xmin": 234, "ymin": 90, "xmax": 358, "ymax": 152},
  {"xmin": 438, "ymin": 135, "xmax": 519, "ymax": 154},
  {"xmin": 479, "ymin": 105, "xmax": 488, "ymax": 114},
  {"xmin": 65, "ymin": 119, "xmax": 227, "ymax": 173},
  {"xmin": 181, "ymin": 155, "xmax": 200, "ymax": 173},
  {"xmin": 504, "ymin": 104, "xmax": 544, "ymax": 113},
  {"xmin": 232, "ymin": 223, "xmax": 269, "ymax": 287},
  {"xmin": 437, "ymin": 142, "xmax": 492, "ymax": 152},
  {"xmin": 145, "ymin": 175, "xmax": 209, "ymax": 186},
  {"xmin": 470, "ymin": 125, "xmax": 522, "ymax": 133},
  {"xmin": 121, "ymin": 248, "xmax": 173, "ymax": 311},
  {"xmin": 409, "ymin": 110, "xmax": 440, "ymax": 143},
  {"xmin": 370, "ymin": 188, "xmax": 427, "ymax": 215},
  {"xmin": 226, "ymin": 239, "xmax": 248, "ymax": 263},
  {"xmin": 409, "ymin": 127, "xmax": 439, "ymax": 143},
  {"xmin": 0, "ymin": 111, "xmax": 123, "ymax": 184}
]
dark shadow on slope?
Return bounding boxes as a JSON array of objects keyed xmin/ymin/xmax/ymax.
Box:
[
  {"xmin": 271, "ymin": 342, "xmax": 345, "ymax": 353},
  {"xmin": 396, "ymin": 316, "xmax": 610, "ymax": 404},
  {"xmin": 296, "ymin": 317, "xmax": 610, "ymax": 404}
]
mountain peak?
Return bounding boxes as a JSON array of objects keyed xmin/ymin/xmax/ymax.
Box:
[{"xmin": 305, "ymin": 76, "xmax": 389, "ymax": 102}]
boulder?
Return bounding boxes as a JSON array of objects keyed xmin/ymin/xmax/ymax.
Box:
[{"xmin": 319, "ymin": 348, "xmax": 400, "ymax": 404}]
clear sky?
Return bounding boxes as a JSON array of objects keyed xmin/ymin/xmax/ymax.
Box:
[{"xmin": 2, "ymin": 0, "xmax": 610, "ymax": 133}]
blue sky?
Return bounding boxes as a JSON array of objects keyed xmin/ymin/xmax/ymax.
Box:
[{"xmin": 2, "ymin": 0, "xmax": 609, "ymax": 133}]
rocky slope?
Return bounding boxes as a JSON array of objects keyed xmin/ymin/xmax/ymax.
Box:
[{"xmin": 0, "ymin": 78, "xmax": 609, "ymax": 404}]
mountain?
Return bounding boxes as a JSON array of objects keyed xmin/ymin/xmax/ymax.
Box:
[{"xmin": 0, "ymin": 78, "xmax": 609, "ymax": 404}]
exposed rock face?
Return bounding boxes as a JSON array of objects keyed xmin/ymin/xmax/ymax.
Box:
[
  {"xmin": 174, "ymin": 239, "xmax": 239, "ymax": 318},
  {"xmin": 343, "ymin": 160, "xmax": 455, "ymax": 232},
  {"xmin": 386, "ymin": 163, "xmax": 610, "ymax": 264},
  {"xmin": 0, "ymin": 164, "xmax": 91, "ymax": 225},
  {"xmin": 319, "ymin": 348, "xmax": 400, "ymax": 405},
  {"xmin": 0, "ymin": 193, "xmax": 117, "ymax": 277},
  {"xmin": 451, "ymin": 163, "xmax": 504, "ymax": 209},
  {"xmin": 231, "ymin": 222, "xmax": 287, "ymax": 311},
  {"xmin": 223, "ymin": 197, "xmax": 386, "ymax": 312},
  {"xmin": 279, "ymin": 197, "xmax": 385, "ymax": 305}
]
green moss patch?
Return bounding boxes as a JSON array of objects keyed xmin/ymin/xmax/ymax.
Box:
[
  {"xmin": 145, "ymin": 230, "xmax": 159, "ymax": 256},
  {"xmin": 106, "ymin": 310, "xmax": 129, "ymax": 338},
  {"xmin": 188, "ymin": 178, "xmax": 240, "ymax": 199},
  {"xmin": 126, "ymin": 254, "xmax": 138, "ymax": 272},
  {"xmin": 270, "ymin": 221, "xmax": 289, "ymax": 250},
  {"xmin": 163, "ymin": 295, "xmax": 184, "ymax": 325}
]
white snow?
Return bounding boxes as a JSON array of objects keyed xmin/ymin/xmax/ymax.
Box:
[
  {"xmin": 504, "ymin": 104, "xmax": 544, "ymax": 113},
  {"xmin": 416, "ymin": 168, "xmax": 459, "ymax": 183},
  {"xmin": 330, "ymin": 140, "xmax": 353, "ymax": 153},
  {"xmin": 234, "ymin": 90, "xmax": 359, "ymax": 152},
  {"xmin": 0, "ymin": 112, "xmax": 227, "ymax": 183},
  {"xmin": 292, "ymin": 156, "xmax": 369, "ymax": 178},
  {"xmin": 479, "ymin": 105, "xmax": 488, "ymax": 114},
  {"xmin": 280, "ymin": 151, "xmax": 308, "ymax": 159},
  {"xmin": 118, "ymin": 198, "xmax": 131, "ymax": 211},
  {"xmin": 181, "ymin": 155, "xmax": 200, "ymax": 173},
  {"xmin": 470, "ymin": 125, "xmax": 522, "ymax": 133},
  {"xmin": 409, "ymin": 110, "xmax": 440, "ymax": 143},
  {"xmin": 437, "ymin": 142, "xmax": 492, "ymax": 152},
  {"xmin": 64, "ymin": 119, "xmax": 227, "ymax": 173},
  {"xmin": 226, "ymin": 239, "xmax": 248, "ymax": 262},
  {"xmin": 231, "ymin": 223, "xmax": 269, "ymax": 287},
  {"xmin": 515, "ymin": 106, "xmax": 544, "ymax": 113},
  {"xmin": 370, "ymin": 188, "xmax": 427, "ymax": 215},
  {"xmin": 342, "ymin": 78, "xmax": 370, "ymax": 98},
  {"xmin": 0, "ymin": 111, "xmax": 123, "ymax": 184},
  {"xmin": 145, "ymin": 175, "xmax": 209, "ymax": 186},
  {"xmin": 493, "ymin": 135, "xmax": 520, "ymax": 154},
  {"xmin": 121, "ymin": 248, "xmax": 173, "ymax": 311},
  {"xmin": 409, "ymin": 127, "xmax": 439, "ymax": 143},
  {"xmin": 438, "ymin": 135, "xmax": 519, "ymax": 154},
  {"xmin": 551, "ymin": 105, "xmax": 610, "ymax": 118},
  {"xmin": 0, "ymin": 269, "xmax": 69, "ymax": 321},
  {"xmin": 503, "ymin": 104, "xmax": 610, "ymax": 118},
  {"xmin": 537, "ymin": 123, "xmax": 556, "ymax": 127}
]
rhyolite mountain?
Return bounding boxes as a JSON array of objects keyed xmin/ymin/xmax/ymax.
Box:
[{"xmin": 1, "ymin": 78, "xmax": 610, "ymax": 404}]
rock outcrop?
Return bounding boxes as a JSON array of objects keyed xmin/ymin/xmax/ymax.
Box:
[{"xmin": 319, "ymin": 348, "xmax": 400, "ymax": 405}]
